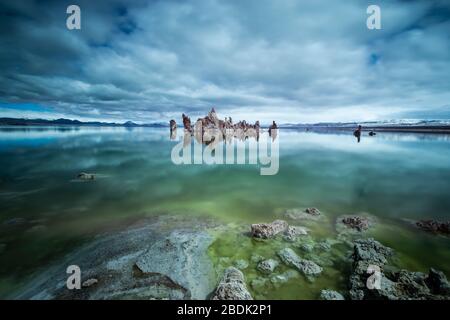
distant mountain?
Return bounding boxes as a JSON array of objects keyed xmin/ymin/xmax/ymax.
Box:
[{"xmin": 0, "ymin": 117, "xmax": 169, "ymax": 127}]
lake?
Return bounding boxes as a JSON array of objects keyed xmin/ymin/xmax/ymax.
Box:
[{"xmin": 0, "ymin": 126, "xmax": 449, "ymax": 298}]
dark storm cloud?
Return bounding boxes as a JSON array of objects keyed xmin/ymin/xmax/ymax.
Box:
[{"xmin": 0, "ymin": 0, "xmax": 449, "ymax": 123}]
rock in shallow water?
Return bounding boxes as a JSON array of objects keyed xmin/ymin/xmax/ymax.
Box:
[
  {"xmin": 257, "ymin": 259, "xmax": 279, "ymax": 274},
  {"xmin": 135, "ymin": 230, "xmax": 216, "ymax": 299},
  {"xmin": 353, "ymin": 238, "xmax": 393, "ymax": 265},
  {"xmin": 320, "ymin": 290, "xmax": 345, "ymax": 300},
  {"xmin": 341, "ymin": 216, "xmax": 371, "ymax": 231},
  {"xmin": 305, "ymin": 207, "xmax": 321, "ymax": 216},
  {"xmin": 283, "ymin": 226, "xmax": 308, "ymax": 242},
  {"xmin": 415, "ymin": 220, "xmax": 450, "ymax": 236},
  {"xmin": 77, "ymin": 172, "xmax": 96, "ymax": 180},
  {"xmin": 277, "ymin": 248, "xmax": 322, "ymax": 276},
  {"xmin": 270, "ymin": 270, "xmax": 299, "ymax": 285},
  {"xmin": 284, "ymin": 208, "xmax": 321, "ymax": 221},
  {"xmin": 349, "ymin": 238, "xmax": 450, "ymax": 300},
  {"xmin": 250, "ymin": 277, "xmax": 268, "ymax": 289},
  {"xmin": 233, "ymin": 259, "xmax": 249, "ymax": 270},
  {"xmin": 12, "ymin": 216, "xmax": 222, "ymax": 300},
  {"xmin": 299, "ymin": 243, "xmax": 314, "ymax": 253},
  {"xmin": 211, "ymin": 267, "xmax": 253, "ymax": 300},
  {"xmin": 82, "ymin": 278, "xmax": 98, "ymax": 288},
  {"xmin": 250, "ymin": 254, "xmax": 265, "ymax": 263},
  {"xmin": 251, "ymin": 220, "xmax": 288, "ymax": 239}
]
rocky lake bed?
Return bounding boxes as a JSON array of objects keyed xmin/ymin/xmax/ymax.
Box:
[
  {"xmin": 2, "ymin": 126, "xmax": 450, "ymax": 300},
  {"xmin": 9, "ymin": 207, "xmax": 450, "ymax": 300}
]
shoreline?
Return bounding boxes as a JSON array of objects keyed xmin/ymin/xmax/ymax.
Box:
[
  {"xmin": 279, "ymin": 125, "xmax": 450, "ymax": 134},
  {"xmin": 2, "ymin": 124, "xmax": 450, "ymax": 134}
]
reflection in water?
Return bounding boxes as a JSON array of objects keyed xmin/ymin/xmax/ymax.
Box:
[
  {"xmin": 353, "ymin": 125, "xmax": 362, "ymax": 143},
  {"xmin": 172, "ymin": 127, "xmax": 279, "ymax": 176},
  {"xmin": 170, "ymin": 128, "xmax": 177, "ymax": 140},
  {"xmin": 0, "ymin": 126, "xmax": 449, "ymax": 296}
]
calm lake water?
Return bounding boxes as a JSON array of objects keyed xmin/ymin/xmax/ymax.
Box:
[{"xmin": 0, "ymin": 126, "xmax": 449, "ymax": 298}]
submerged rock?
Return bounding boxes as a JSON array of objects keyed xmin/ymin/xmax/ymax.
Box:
[
  {"xmin": 341, "ymin": 216, "xmax": 370, "ymax": 231},
  {"xmin": 82, "ymin": 278, "xmax": 98, "ymax": 288},
  {"xmin": 277, "ymin": 248, "xmax": 322, "ymax": 276},
  {"xmin": 250, "ymin": 277, "xmax": 268, "ymax": 289},
  {"xmin": 77, "ymin": 172, "xmax": 95, "ymax": 180},
  {"xmin": 317, "ymin": 239, "xmax": 334, "ymax": 251},
  {"xmin": 305, "ymin": 207, "xmax": 321, "ymax": 216},
  {"xmin": 320, "ymin": 290, "xmax": 345, "ymax": 300},
  {"xmin": 415, "ymin": 220, "xmax": 450, "ymax": 236},
  {"xmin": 284, "ymin": 208, "xmax": 321, "ymax": 221},
  {"xmin": 135, "ymin": 230, "xmax": 215, "ymax": 299},
  {"xmin": 270, "ymin": 270, "xmax": 299, "ymax": 285},
  {"xmin": 13, "ymin": 216, "xmax": 221, "ymax": 300},
  {"xmin": 233, "ymin": 259, "xmax": 249, "ymax": 270},
  {"xmin": 336, "ymin": 215, "xmax": 375, "ymax": 235},
  {"xmin": 211, "ymin": 267, "xmax": 253, "ymax": 300},
  {"xmin": 250, "ymin": 254, "xmax": 265, "ymax": 264},
  {"xmin": 257, "ymin": 259, "xmax": 279, "ymax": 274},
  {"xmin": 283, "ymin": 226, "xmax": 308, "ymax": 242},
  {"xmin": 251, "ymin": 220, "xmax": 288, "ymax": 239},
  {"xmin": 299, "ymin": 243, "xmax": 314, "ymax": 253}
]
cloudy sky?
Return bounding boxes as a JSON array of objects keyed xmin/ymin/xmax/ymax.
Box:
[{"xmin": 0, "ymin": 0, "xmax": 449, "ymax": 124}]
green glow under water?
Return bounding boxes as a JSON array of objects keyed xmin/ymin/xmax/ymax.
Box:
[{"xmin": 0, "ymin": 127, "xmax": 449, "ymax": 298}]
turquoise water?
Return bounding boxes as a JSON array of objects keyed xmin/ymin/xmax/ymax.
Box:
[{"xmin": 0, "ymin": 126, "xmax": 449, "ymax": 298}]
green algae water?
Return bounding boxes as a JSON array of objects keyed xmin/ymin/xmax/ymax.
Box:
[{"xmin": 0, "ymin": 126, "xmax": 450, "ymax": 298}]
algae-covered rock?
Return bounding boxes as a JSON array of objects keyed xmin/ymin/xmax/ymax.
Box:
[
  {"xmin": 299, "ymin": 243, "xmax": 314, "ymax": 253},
  {"xmin": 320, "ymin": 289, "xmax": 345, "ymax": 300},
  {"xmin": 251, "ymin": 220, "xmax": 288, "ymax": 239},
  {"xmin": 270, "ymin": 270, "xmax": 299, "ymax": 285},
  {"xmin": 250, "ymin": 254, "xmax": 265, "ymax": 263},
  {"xmin": 284, "ymin": 208, "xmax": 321, "ymax": 221},
  {"xmin": 336, "ymin": 215, "xmax": 375, "ymax": 234},
  {"xmin": 352, "ymin": 238, "xmax": 393, "ymax": 265},
  {"xmin": 257, "ymin": 259, "xmax": 279, "ymax": 274},
  {"xmin": 415, "ymin": 220, "xmax": 450, "ymax": 236},
  {"xmin": 277, "ymin": 248, "xmax": 323, "ymax": 276},
  {"xmin": 250, "ymin": 277, "xmax": 268, "ymax": 290},
  {"xmin": 283, "ymin": 226, "xmax": 308, "ymax": 242},
  {"xmin": 211, "ymin": 267, "xmax": 253, "ymax": 300},
  {"xmin": 233, "ymin": 259, "xmax": 249, "ymax": 270}
]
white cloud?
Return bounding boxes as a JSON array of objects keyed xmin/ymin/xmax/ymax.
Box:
[{"xmin": 0, "ymin": 0, "xmax": 449, "ymax": 124}]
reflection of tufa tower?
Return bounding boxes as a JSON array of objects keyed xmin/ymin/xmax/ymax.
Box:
[{"xmin": 169, "ymin": 119, "xmax": 177, "ymax": 140}]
